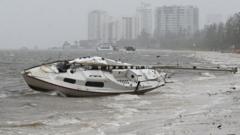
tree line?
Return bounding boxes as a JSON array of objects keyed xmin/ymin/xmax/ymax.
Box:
[
  {"xmin": 193, "ymin": 12, "xmax": 240, "ymax": 51},
  {"xmin": 120, "ymin": 12, "xmax": 240, "ymax": 51}
]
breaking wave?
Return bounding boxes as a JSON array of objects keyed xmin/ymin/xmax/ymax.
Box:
[
  {"xmin": 111, "ymin": 94, "xmax": 140, "ymax": 101},
  {"xmin": 196, "ymin": 72, "xmax": 216, "ymax": 80}
]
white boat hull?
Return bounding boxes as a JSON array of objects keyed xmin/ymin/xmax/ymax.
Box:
[
  {"xmin": 22, "ymin": 56, "xmax": 166, "ymax": 97},
  {"xmin": 22, "ymin": 72, "xmax": 164, "ymax": 97}
]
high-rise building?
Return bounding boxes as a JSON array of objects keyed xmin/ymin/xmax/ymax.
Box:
[
  {"xmin": 121, "ymin": 16, "xmax": 140, "ymax": 40},
  {"xmin": 88, "ymin": 5, "xmax": 152, "ymax": 42},
  {"xmin": 88, "ymin": 10, "xmax": 122, "ymax": 42},
  {"xmin": 105, "ymin": 16, "xmax": 121, "ymax": 41},
  {"xmin": 155, "ymin": 6, "xmax": 199, "ymax": 37},
  {"xmin": 137, "ymin": 2, "xmax": 153, "ymax": 35},
  {"xmin": 88, "ymin": 10, "xmax": 108, "ymax": 41}
]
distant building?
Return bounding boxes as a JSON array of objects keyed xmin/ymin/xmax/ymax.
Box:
[
  {"xmin": 105, "ymin": 17, "xmax": 121, "ymax": 41},
  {"xmin": 88, "ymin": 5, "xmax": 153, "ymax": 42},
  {"xmin": 121, "ymin": 16, "xmax": 140, "ymax": 40},
  {"xmin": 88, "ymin": 10, "xmax": 108, "ymax": 41},
  {"xmin": 79, "ymin": 40, "xmax": 98, "ymax": 49},
  {"xmin": 62, "ymin": 41, "xmax": 71, "ymax": 49},
  {"xmin": 155, "ymin": 6, "xmax": 199, "ymax": 37},
  {"xmin": 62, "ymin": 41, "xmax": 80, "ymax": 49},
  {"xmin": 136, "ymin": 2, "xmax": 153, "ymax": 35},
  {"xmin": 88, "ymin": 10, "xmax": 122, "ymax": 42}
]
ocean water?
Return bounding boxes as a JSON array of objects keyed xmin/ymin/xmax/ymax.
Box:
[
  {"xmin": 0, "ymin": 49, "xmax": 197, "ymax": 98},
  {"xmin": 0, "ymin": 49, "xmax": 240, "ymax": 135}
]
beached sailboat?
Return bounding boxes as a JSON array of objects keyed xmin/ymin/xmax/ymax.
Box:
[{"xmin": 22, "ymin": 56, "xmax": 166, "ymax": 97}]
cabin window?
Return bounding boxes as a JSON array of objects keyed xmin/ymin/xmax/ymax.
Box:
[
  {"xmin": 85, "ymin": 81, "xmax": 104, "ymax": 87},
  {"xmin": 63, "ymin": 78, "xmax": 76, "ymax": 84},
  {"xmin": 101, "ymin": 66, "xmax": 107, "ymax": 70},
  {"xmin": 91, "ymin": 66, "xmax": 98, "ymax": 70},
  {"xmin": 89, "ymin": 75, "xmax": 102, "ymax": 78}
]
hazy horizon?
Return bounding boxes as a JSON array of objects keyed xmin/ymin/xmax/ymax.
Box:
[{"xmin": 0, "ymin": 0, "xmax": 239, "ymax": 49}]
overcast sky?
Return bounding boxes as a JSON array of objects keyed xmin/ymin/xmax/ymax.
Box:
[{"xmin": 0, "ymin": 0, "xmax": 239, "ymax": 49}]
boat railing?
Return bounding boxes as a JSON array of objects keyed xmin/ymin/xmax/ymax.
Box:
[{"xmin": 70, "ymin": 63, "xmax": 148, "ymax": 71}]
